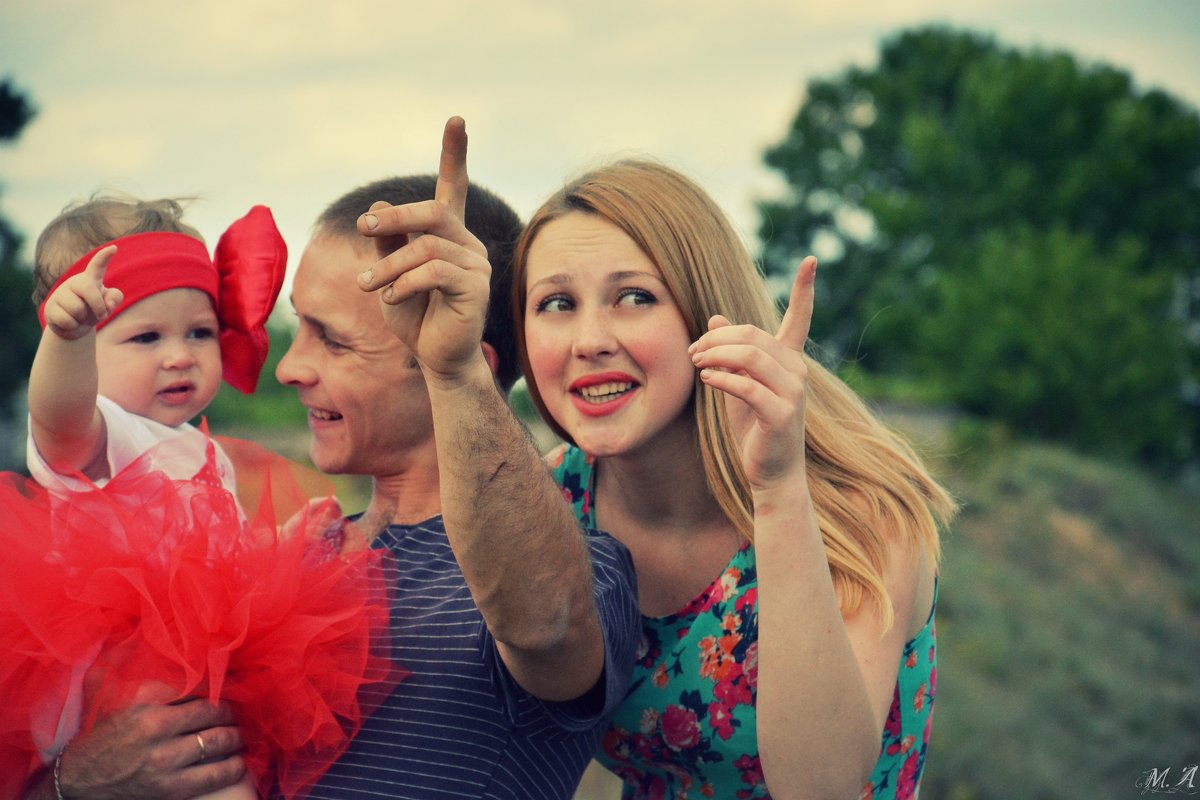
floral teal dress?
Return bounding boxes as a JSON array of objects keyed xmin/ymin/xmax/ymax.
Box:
[{"xmin": 548, "ymin": 444, "xmax": 937, "ymax": 800}]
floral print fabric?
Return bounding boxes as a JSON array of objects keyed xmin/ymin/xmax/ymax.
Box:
[{"xmin": 548, "ymin": 444, "xmax": 937, "ymax": 800}]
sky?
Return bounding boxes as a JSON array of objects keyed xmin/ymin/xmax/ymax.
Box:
[{"xmin": 2, "ymin": 0, "xmax": 1198, "ymax": 295}]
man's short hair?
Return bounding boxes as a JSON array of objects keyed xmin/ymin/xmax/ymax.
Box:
[{"xmin": 315, "ymin": 176, "xmax": 523, "ymax": 392}]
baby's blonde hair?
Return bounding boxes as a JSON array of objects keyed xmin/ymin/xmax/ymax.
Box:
[{"xmin": 33, "ymin": 194, "xmax": 203, "ymax": 305}]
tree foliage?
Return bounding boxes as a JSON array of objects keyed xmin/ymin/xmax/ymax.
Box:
[
  {"xmin": 0, "ymin": 80, "xmax": 39, "ymax": 423},
  {"xmin": 759, "ymin": 27, "xmax": 1200, "ymax": 466}
]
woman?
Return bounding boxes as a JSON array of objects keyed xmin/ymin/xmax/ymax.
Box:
[{"xmin": 512, "ymin": 161, "xmax": 956, "ymax": 800}]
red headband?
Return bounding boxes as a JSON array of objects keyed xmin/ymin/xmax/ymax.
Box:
[{"xmin": 38, "ymin": 206, "xmax": 287, "ymax": 394}]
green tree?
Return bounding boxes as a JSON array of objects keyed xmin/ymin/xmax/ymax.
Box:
[
  {"xmin": 0, "ymin": 80, "xmax": 39, "ymax": 467},
  {"xmin": 924, "ymin": 225, "xmax": 1186, "ymax": 462},
  {"xmin": 759, "ymin": 27, "xmax": 1200, "ymax": 466}
]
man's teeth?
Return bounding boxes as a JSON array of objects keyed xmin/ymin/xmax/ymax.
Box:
[
  {"xmin": 311, "ymin": 409, "xmax": 341, "ymax": 420},
  {"xmin": 579, "ymin": 382, "xmax": 633, "ymax": 402}
]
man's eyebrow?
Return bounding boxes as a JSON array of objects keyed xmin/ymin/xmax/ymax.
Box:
[{"xmin": 297, "ymin": 312, "xmax": 332, "ymax": 336}]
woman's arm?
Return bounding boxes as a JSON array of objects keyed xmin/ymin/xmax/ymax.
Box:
[
  {"xmin": 752, "ymin": 480, "xmax": 920, "ymax": 800},
  {"xmin": 691, "ymin": 257, "xmax": 909, "ymax": 799}
]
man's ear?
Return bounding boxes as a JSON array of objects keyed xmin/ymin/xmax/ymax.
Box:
[{"xmin": 480, "ymin": 341, "xmax": 500, "ymax": 379}]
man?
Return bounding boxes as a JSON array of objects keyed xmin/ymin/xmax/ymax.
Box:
[
  {"xmin": 26, "ymin": 119, "xmax": 637, "ymax": 800},
  {"xmin": 278, "ymin": 120, "xmax": 638, "ymax": 798}
]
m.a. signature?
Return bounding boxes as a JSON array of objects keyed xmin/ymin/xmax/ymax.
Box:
[{"xmin": 1137, "ymin": 765, "xmax": 1200, "ymax": 796}]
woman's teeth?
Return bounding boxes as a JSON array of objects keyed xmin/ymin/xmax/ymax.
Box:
[{"xmin": 578, "ymin": 382, "xmax": 633, "ymax": 402}]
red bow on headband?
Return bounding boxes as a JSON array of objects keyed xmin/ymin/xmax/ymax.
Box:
[
  {"xmin": 38, "ymin": 206, "xmax": 287, "ymax": 394},
  {"xmin": 213, "ymin": 206, "xmax": 288, "ymax": 393}
]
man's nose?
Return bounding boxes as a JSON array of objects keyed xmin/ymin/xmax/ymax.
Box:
[{"xmin": 275, "ymin": 340, "xmax": 314, "ymax": 386}]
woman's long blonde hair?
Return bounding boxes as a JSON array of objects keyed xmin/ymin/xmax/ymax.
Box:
[{"xmin": 513, "ymin": 160, "xmax": 956, "ymax": 625}]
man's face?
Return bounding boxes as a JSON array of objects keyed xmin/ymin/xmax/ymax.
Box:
[{"xmin": 275, "ymin": 233, "xmax": 434, "ymax": 478}]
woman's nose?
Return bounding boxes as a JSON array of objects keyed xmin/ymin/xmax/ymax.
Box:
[{"xmin": 570, "ymin": 309, "xmax": 618, "ymax": 359}]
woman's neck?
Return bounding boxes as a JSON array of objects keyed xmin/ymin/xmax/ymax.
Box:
[
  {"xmin": 589, "ymin": 421, "xmax": 744, "ymax": 617},
  {"xmin": 592, "ymin": 421, "xmax": 726, "ymax": 538}
]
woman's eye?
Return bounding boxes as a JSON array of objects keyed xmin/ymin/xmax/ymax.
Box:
[
  {"xmin": 534, "ymin": 295, "xmax": 573, "ymax": 313},
  {"xmin": 616, "ymin": 288, "xmax": 656, "ymax": 307}
]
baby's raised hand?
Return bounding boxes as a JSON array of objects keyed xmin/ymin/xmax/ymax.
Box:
[{"xmin": 43, "ymin": 245, "xmax": 122, "ymax": 339}]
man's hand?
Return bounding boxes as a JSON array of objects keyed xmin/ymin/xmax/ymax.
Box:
[
  {"xmin": 30, "ymin": 686, "xmax": 246, "ymax": 800},
  {"xmin": 356, "ymin": 117, "xmax": 493, "ymax": 386}
]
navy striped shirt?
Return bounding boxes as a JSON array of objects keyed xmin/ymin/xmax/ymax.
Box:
[{"xmin": 301, "ymin": 515, "xmax": 639, "ymax": 799}]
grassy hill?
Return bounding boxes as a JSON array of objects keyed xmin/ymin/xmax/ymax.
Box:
[{"xmin": 924, "ymin": 426, "xmax": 1200, "ymax": 799}]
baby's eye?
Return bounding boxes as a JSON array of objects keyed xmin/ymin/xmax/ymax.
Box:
[
  {"xmin": 189, "ymin": 326, "xmax": 217, "ymax": 341},
  {"xmin": 129, "ymin": 332, "xmax": 160, "ymax": 345},
  {"xmin": 616, "ymin": 288, "xmax": 656, "ymax": 307},
  {"xmin": 534, "ymin": 295, "xmax": 574, "ymax": 314}
]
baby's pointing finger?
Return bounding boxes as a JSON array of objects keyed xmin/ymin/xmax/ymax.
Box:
[
  {"xmin": 78, "ymin": 247, "xmax": 117, "ymax": 297},
  {"xmin": 82, "ymin": 245, "xmax": 117, "ymax": 284}
]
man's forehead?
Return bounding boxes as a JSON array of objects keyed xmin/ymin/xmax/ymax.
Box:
[
  {"xmin": 294, "ymin": 236, "xmax": 373, "ymax": 295},
  {"xmin": 292, "ymin": 286, "xmax": 378, "ymax": 328},
  {"xmin": 301, "ymin": 231, "xmax": 373, "ymax": 269}
]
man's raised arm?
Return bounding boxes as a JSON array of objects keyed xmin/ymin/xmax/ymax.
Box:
[{"xmin": 355, "ymin": 117, "xmax": 619, "ymax": 701}]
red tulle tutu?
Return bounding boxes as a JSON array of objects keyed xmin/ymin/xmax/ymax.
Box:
[{"xmin": 0, "ymin": 436, "xmax": 401, "ymax": 798}]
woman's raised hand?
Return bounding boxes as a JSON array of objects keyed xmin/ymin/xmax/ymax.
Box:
[{"xmin": 688, "ymin": 256, "xmax": 817, "ymax": 490}]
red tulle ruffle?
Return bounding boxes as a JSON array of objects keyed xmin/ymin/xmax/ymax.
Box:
[{"xmin": 0, "ymin": 436, "xmax": 401, "ymax": 798}]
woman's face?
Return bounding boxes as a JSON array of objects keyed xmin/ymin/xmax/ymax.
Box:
[{"xmin": 522, "ymin": 212, "xmax": 696, "ymax": 460}]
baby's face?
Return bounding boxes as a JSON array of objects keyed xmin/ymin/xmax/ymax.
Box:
[{"xmin": 95, "ymin": 288, "xmax": 222, "ymax": 427}]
